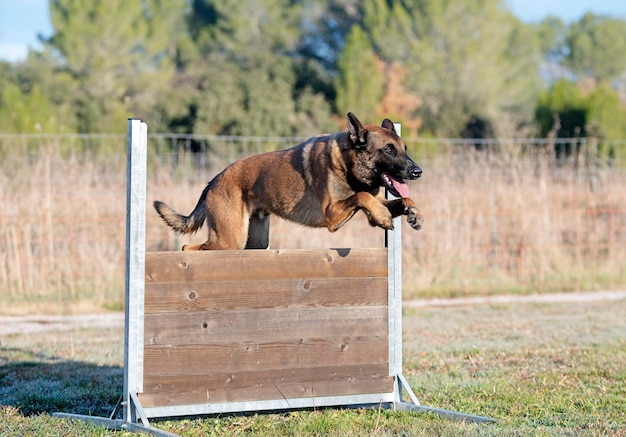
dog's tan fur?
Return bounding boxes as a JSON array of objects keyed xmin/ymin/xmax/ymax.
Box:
[{"xmin": 154, "ymin": 112, "xmax": 423, "ymax": 250}]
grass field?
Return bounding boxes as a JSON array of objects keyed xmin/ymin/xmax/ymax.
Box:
[{"xmin": 2, "ymin": 295, "xmax": 624, "ymax": 436}]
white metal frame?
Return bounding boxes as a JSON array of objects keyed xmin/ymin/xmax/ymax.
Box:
[{"xmin": 54, "ymin": 119, "xmax": 494, "ymax": 436}]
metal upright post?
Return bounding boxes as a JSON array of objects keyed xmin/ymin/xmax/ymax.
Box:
[
  {"xmin": 385, "ymin": 122, "xmax": 495, "ymax": 423},
  {"xmin": 386, "ymin": 122, "xmax": 404, "ymax": 400},
  {"xmin": 123, "ymin": 119, "xmax": 148, "ymax": 424}
]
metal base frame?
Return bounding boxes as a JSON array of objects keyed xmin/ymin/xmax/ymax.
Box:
[
  {"xmin": 53, "ymin": 120, "xmax": 494, "ymax": 436},
  {"xmin": 54, "ymin": 393, "xmax": 180, "ymax": 437},
  {"xmin": 54, "ymin": 374, "xmax": 493, "ymax": 437}
]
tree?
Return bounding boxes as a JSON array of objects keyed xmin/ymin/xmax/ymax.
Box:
[
  {"xmin": 534, "ymin": 15, "xmax": 569, "ymax": 83},
  {"xmin": 44, "ymin": 0, "xmax": 186, "ymax": 132},
  {"xmin": 334, "ymin": 26, "xmax": 384, "ymax": 121},
  {"xmin": 585, "ymin": 84, "xmax": 626, "ymax": 140},
  {"xmin": 295, "ymin": 0, "xmax": 362, "ymax": 102},
  {"xmin": 535, "ymin": 78, "xmax": 587, "ymax": 138},
  {"xmin": 0, "ymin": 55, "xmax": 77, "ymax": 133},
  {"xmin": 0, "ymin": 83, "xmax": 56, "ymax": 133},
  {"xmin": 377, "ymin": 61, "xmax": 422, "ymax": 136},
  {"xmin": 566, "ymin": 13, "xmax": 626, "ymax": 83},
  {"xmin": 535, "ymin": 78, "xmax": 626, "ymax": 140},
  {"xmin": 362, "ymin": 0, "xmax": 543, "ymax": 137},
  {"xmin": 168, "ymin": 0, "xmax": 336, "ymax": 137}
]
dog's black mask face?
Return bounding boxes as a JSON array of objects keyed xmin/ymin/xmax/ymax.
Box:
[
  {"xmin": 347, "ymin": 112, "xmax": 422, "ymax": 197},
  {"xmin": 376, "ymin": 118, "xmax": 422, "ymax": 198},
  {"xmin": 378, "ymin": 146, "xmax": 422, "ymax": 198}
]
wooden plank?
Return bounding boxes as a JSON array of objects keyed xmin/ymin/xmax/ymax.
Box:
[
  {"xmin": 141, "ymin": 363, "xmax": 390, "ymax": 395},
  {"xmin": 143, "ymin": 336, "xmax": 389, "ymax": 376},
  {"xmin": 144, "ymin": 306, "xmax": 387, "ymax": 346},
  {"xmin": 144, "ymin": 276, "xmax": 388, "ymax": 313},
  {"xmin": 139, "ymin": 374, "xmax": 394, "ymax": 408},
  {"xmin": 145, "ymin": 248, "xmax": 388, "ymax": 283}
]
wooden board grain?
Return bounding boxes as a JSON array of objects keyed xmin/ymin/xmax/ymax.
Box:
[
  {"xmin": 145, "ymin": 305, "xmax": 387, "ymax": 346},
  {"xmin": 144, "ymin": 276, "xmax": 388, "ymax": 313},
  {"xmin": 145, "ymin": 248, "xmax": 388, "ymax": 283},
  {"xmin": 139, "ymin": 373, "xmax": 394, "ymax": 408},
  {"xmin": 141, "ymin": 364, "xmax": 390, "ymax": 395},
  {"xmin": 143, "ymin": 335, "xmax": 389, "ymax": 376}
]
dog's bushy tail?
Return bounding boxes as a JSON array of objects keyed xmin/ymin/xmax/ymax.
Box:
[{"xmin": 154, "ymin": 185, "xmax": 209, "ymax": 234}]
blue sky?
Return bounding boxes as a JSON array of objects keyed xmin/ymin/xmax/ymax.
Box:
[{"xmin": 1, "ymin": 0, "xmax": 626, "ymax": 62}]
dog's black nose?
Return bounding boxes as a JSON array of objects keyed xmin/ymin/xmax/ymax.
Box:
[{"xmin": 411, "ymin": 166, "xmax": 422, "ymax": 179}]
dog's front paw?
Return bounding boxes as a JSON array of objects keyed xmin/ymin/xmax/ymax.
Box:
[
  {"xmin": 381, "ymin": 217, "xmax": 394, "ymax": 230},
  {"xmin": 378, "ymin": 210, "xmax": 394, "ymax": 230},
  {"xmin": 406, "ymin": 206, "xmax": 423, "ymax": 230},
  {"xmin": 364, "ymin": 207, "xmax": 394, "ymax": 230},
  {"xmin": 374, "ymin": 214, "xmax": 394, "ymax": 230}
]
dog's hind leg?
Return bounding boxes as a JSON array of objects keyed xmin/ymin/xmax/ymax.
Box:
[
  {"xmin": 182, "ymin": 209, "xmax": 251, "ymax": 250},
  {"xmin": 245, "ymin": 213, "xmax": 270, "ymax": 249}
]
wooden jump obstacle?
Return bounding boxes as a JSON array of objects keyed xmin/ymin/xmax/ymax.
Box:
[{"xmin": 54, "ymin": 119, "xmax": 493, "ymax": 436}]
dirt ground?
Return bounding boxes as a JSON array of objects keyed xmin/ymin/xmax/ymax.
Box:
[{"xmin": 403, "ymin": 290, "xmax": 626, "ymax": 355}]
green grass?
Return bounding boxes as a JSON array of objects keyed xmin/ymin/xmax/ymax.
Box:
[
  {"xmin": 1, "ymin": 298, "xmax": 625, "ymax": 436},
  {"xmin": 404, "ymin": 342, "xmax": 626, "ymax": 433}
]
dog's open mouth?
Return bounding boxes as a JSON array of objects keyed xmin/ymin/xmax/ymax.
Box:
[{"xmin": 382, "ymin": 173, "xmax": 410, "ymax": 198}]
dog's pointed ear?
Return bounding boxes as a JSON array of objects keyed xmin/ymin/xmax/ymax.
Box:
[
  {"xmin": 347, "ymin": 112, "xmax": 368, "ymax": 147},
  {"xmin": 381, "ymin": 118, "xmax": 397, "ymax": 134}
]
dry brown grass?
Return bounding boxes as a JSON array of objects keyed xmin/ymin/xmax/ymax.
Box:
[
  {"xmin": 1, "ymin": 136, "xmax": 625, "ymax": 314},
  {"xmin": 405, "ymin": 144, "xmax": 626, "ymax": 297}
]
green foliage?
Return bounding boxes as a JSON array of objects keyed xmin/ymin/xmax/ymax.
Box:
[
  {"xmin": 44, "ymin": 0, "xmax": 186, "ymax": 132},
  {"xmin": 363, "ymin": 0, "xmax": 543, "ymax": 137},
  {"xmin": 0, "ymin": 81, "xmax": 72, "ymax": 134},
  {"xmin": 535, "ymin": 78, "xmax": 626, "ymax": 140},
  {"xmin": 166, "ymin": 0, "xmax": 337, "ymax": 137},
  {"xmin": 193, "ymin": 0, "xmax": 302, "ymax": 60},
  {"xmin": 334, "ymin": 26, "xmax": 384, "ymax": 120},
  {"xmin": 536, "ymin": 13, "xmax": 626, "ymax": 86},
  {"xmin": 535, "ymin": 79, "xmax": 587, "ymax": 138},
  {"xmin": 535, "ymin": 15, "xmax": 568, "ymax": 63},
  {"xmin": 585, "ymin": 84, "xmax": 626, "ymax": 140},
  {"xmin": 0, "ymin": 55, "xmax": 77, "ymax": 133},
  {"xmin": 566, "ymin": 13, "xmax": 626, "ymax": 83},
  {"xmin": 1, "ymin": 0, "xmax": 626, "ymax": 139}
]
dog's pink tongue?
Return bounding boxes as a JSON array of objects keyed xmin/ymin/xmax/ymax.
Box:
[{"xmin": 390, "ymin": 177, "xmax": 410, "ymax": 198}]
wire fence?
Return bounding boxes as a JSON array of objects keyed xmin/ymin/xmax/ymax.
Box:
[
  {"xmin": 2, "ymin": 132, "xmax": 624, "ymax": 165},
  {"xmin": 1, "ymin": 133, "xmax": 625, "ymax": 313}
]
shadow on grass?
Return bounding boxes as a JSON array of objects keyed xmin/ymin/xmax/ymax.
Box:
[{"xmin": 0, "ymin": 346, "xmax": 123, "ymax": 417}]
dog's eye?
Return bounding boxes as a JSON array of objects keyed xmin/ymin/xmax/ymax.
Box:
[{"xmin": 383, "ymin": 144, "xmax": 397, "ymax": 156}]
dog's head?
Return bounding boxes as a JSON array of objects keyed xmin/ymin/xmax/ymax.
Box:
[{"xmin": 347, "ymin": 112, "xmax": 422, "ymax": 198}]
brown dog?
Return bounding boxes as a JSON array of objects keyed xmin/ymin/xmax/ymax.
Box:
[{"xmin": 154, "ymin": 112, "xmax": 423, "ymax": 250}]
